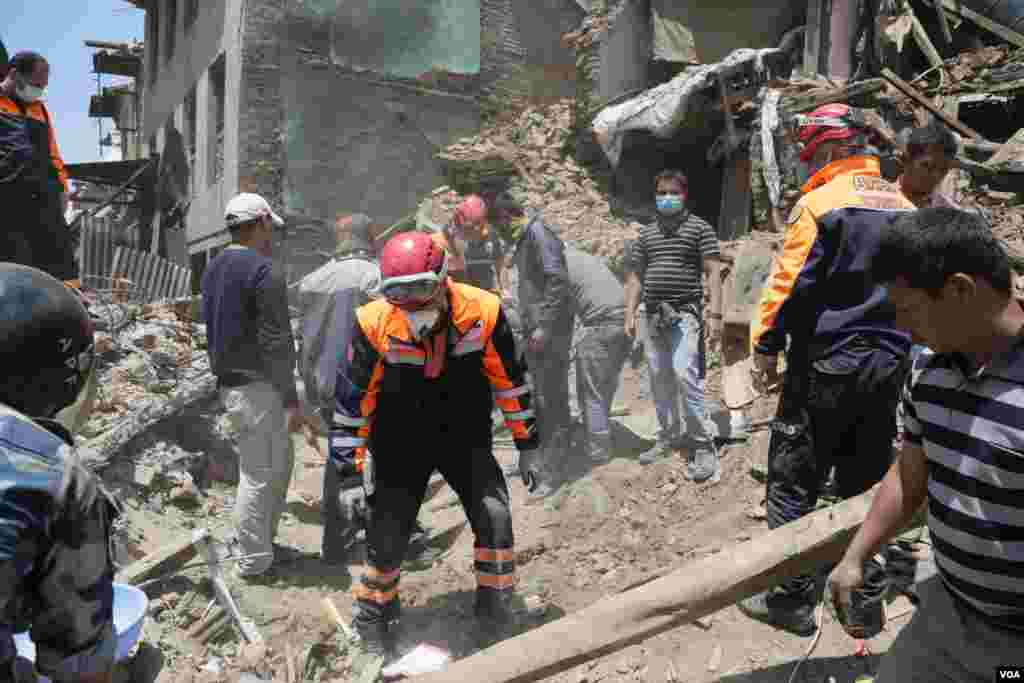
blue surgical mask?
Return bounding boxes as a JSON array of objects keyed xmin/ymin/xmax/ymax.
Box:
[{"xmin": 655, "ymin": 194, "xmax": 685, "ymax": 215}]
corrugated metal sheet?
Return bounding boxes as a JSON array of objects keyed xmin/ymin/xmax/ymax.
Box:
[
  {"xmin": 110, "ymin": 246, "xmax": 192, "ymax": 302},
  {"xmin": 79, "ymin": 215, "xmax": 121, "ymax": 290}
]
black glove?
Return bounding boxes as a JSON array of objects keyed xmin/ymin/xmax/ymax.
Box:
[{"xmin": 517, "ymin": 448, "xmax": 540, "ymax": 491}]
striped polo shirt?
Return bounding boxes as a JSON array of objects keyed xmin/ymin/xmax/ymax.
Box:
[
  {"xmin": 903, "ymin": 343, "xmax": 1024, "ymax": 630},
  {"xmin": 630, "ymin": 213, "xmax": 720, "ymax": 310}
]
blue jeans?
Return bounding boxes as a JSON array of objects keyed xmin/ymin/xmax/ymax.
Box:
[{"xmin": 644, "ymin": 311, "xmax": 715, "ymax": 448}]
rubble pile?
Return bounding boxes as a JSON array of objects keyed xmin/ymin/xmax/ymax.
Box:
[
  {"xmin": 902, "ymin": 44, "xmax": 1024, "ymax": 96},
  {"xmin": 82, "ymin": 300, "xmax": 215, "ymax": 467},
  {"xmin": 430, "ymin": 101, "xmax": 638, "ymax": 260}
]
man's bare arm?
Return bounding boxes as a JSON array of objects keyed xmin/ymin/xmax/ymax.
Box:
[
  {"xmin": 843, "ymin": 442, "xmax": 930, "ymax": 566},
  {"xmin": 624, "ymin": 271, "xmax": 643, "ymax": 337}
]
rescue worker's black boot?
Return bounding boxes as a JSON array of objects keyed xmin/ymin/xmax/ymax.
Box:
[
  {"xmin": 737, "ymin": 585, "xmax": 818, "ymax": 637},
  {"xmin": 474, "ymin": 589, "xmax": 516, "ymax": 645},
  {"xmin": 352, "ymin": 601, "xmax": 398, "ymax": 659},
  {"xmin": 353, "ymin": 618, "xmax": 393, "ymax": 658}
]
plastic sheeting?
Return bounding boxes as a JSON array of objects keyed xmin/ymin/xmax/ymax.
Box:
[{"xmin": 591, "ymin": 48, "xmax": 788, "ymax": 166}]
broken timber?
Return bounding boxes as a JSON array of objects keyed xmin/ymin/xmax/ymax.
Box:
[
  {"xmin": 881, "ymin": 68, "xmax": 983, "ymax": 140},
  {"xmin": 416, "ymin": 487, "xmax": 897, "ymax": 683},
  {"xmin": 780, "ymin": 78, "xmax": 886, "ymax": 116},
  {"xmin": 941, "ymin": 0, "xmax": 1024, "ymax": 49},
  {"xmin": 196, "ymin": 535, "xmax": 263, "ymax": 643},
  {"xmin": 116, "ymin": 527, "xmax": 210, "ymax": 585}
]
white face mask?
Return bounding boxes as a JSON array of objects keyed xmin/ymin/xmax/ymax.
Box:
[
  {"xmin": 15, "ymin": 82, "xmax": 45, "ymax": 103},
  {"xmin": 403, "ymin": 307, "xmax": 441, "ymax": 341}
]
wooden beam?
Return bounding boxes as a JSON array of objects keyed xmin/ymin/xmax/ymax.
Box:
[
  {"xmin": 717, "ymin": 154, "xmax": 753, "ymax": 242},
  {"xmin": 116, "ymin": 527, "xmax": 209, "ymax": 585},
  {"xmin": 907, "ymin": 2, "xmax": 945, "ymax": 76},
  {"xmin": 941, "ymin": 0, "xmax": 1024, "ymax": 49},
  {"xmin": 780, "ymin": 78, "xmax": 886, "ymax": 116},
  {"xmin": 196, "ymin": 536, "xmax": 263, "ymax": 644},
  {"xmin": 804, "ymin": 0, "xmax": 825, "ymax": 77},
  {"xmin": 931, "ymin": 0, "xmax": 954, "ymax": 45},
  {"xmin": 881, "ymin": 68, "xmax": 982, "ymax": 139},
  {"xmin": 416, "ymin": 488, "xmax": 888, "ymax": 683}
]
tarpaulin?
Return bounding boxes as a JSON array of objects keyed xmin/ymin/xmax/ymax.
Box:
[{"xmin": 591, "ymin": 48, "xmax": 788, "ymax": 166}]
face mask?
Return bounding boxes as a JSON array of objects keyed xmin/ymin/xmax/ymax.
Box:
[
  {"xmin": 15, "ymin": 81, "xmax": 45, "ymax": 103},
  {"xmin": 655, "ymin": 194, "xmax": 685, "ymax": 216},
  {"xmin": 403, "ymin": 307, "xmax": 442, "ymax": 341}
]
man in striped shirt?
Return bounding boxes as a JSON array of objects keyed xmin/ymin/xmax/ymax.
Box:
[
  {"xmin": 625, "ymin": 170, "xmax": 724, "ymax": 481},
  {"xmin": 831, "ymin": 208, "xmax": 1024, "ymax": 681}
]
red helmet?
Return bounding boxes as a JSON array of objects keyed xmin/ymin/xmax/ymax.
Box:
[
  {"xmin": 379, "ymin": 232, "xmax": 449, "ymax": 306},
  {"xmin": 797, "ymin": 103, "xmax": 866, "ymax": 162},
  {"xmin": 453, "ymin": 195, "xmax": 487, "ymax": 227}
]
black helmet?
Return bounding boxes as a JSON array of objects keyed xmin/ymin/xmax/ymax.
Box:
[{"xmin": 0, "ymin": 263, "xmax": 95, "ymax": 419}]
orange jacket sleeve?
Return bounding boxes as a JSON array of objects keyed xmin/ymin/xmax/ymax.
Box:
[
  {"xmin": 752, "ymin": 203, "xmax": 824, "ymax": 355},
  {"xmin": 483, "ymin": 306, "xmax": 539, "ymax": 452},
  {"xmin": 40, "ymin": 102, "xmax": 68, "ymax": 192},
  {"xmin": 49, "ymin": 124, "xmax": 68, "ymax": 191}
]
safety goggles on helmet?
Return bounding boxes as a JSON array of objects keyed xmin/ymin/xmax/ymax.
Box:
[{"xmin": 380, "ymin": 262, "xmax": 449, "ymax": 307}]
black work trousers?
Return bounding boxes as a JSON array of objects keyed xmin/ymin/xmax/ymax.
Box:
[
  {"xmin": 353, "ymin": 442, "xmax": 514, "ymax": 627},
  {"xmin": 766, "ymin": 345, "xmax": 905, "ymax": 617},
  {"xmin": 0, "ymin": 184, "xmax": 77, "ymax": 281}
]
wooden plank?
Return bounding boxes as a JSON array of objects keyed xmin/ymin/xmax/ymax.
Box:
[
  {"xmin": 932, "ymin": 0, "xmax": 953, "ymax": 45},
  {"xmin": 144, "ymin": 253, "xmax": 160, "ymax": 301},
  {"xmin": 116, "ymin": 527, "xmax": 209, "ymax": 585},
  {"xmin": 941, "ymin": 0, "xmax": 1024, "ymax": 48},
  {"xmin": 152, "ymin": 260, "xmax": 167, "ymax": 300},
  {"xmin": 157, "ymin": 261, "xmax": 173, "ymax": 300},
  {"xmin": 781, "ymin": 78, "xmax": 886, "ymax": 116},
  {"xmin": 804, "ymin": 0, "xmax": 824, "ymax": 76},
  {"xmin": 881, "ymin": 68, "xmax": 983, "ymax": 139},
  {"xmin": 143, "ymin": 253, "xmax": 160, "ymax": 301},
  {"xmin": 909, "ymin": 3, "xmax": 945, "ymax": 73},
  {"xmin": 196, "ymin": 535, "xmax": 263, "ymax": 643},
  {"xmin": 178, "ymin": 267, "xmax": 192, "ymax": 298},
  {"xmin": 717, "ymin": 153, "xmax": 753, "ymax": 241},
  {"xmin": 111, "ymin": 246, "xmax": 125, "ymax": 285},
  {"xmin": 416, "ymin": 488, "xmax": 893, "ymax": 683}
]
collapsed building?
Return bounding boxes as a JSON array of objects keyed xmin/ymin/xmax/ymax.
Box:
[{"xmin": 72, "ymin": 1, "xmax": 1024, "ymax": 445}]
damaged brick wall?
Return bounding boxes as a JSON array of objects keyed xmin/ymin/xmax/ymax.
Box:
[
  {"xmin": 238, "ymin": 0, "xmax": 285, "ymax": 210},
  {"xmin": 481, "ymin": 0, "xmax": 583, "ymax": 98}
]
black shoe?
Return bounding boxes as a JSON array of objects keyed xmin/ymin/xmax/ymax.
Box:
[
  {"xmin": 354, "ymin": 618, "xmax": 394, "ymax": 658},
  {"xmin": 272, "ymin": 542, "xmax": 307, "ymax": 566},
  {"xmin": 474, "ymin": 591, "xmax": 516, "ymax": 643},
  {"xmin": 737, "ymin": 589, "xmax": 817, "ymax": 637}
]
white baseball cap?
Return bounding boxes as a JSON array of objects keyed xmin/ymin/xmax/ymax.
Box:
[{"xmin": 224, "ymin": 193, "xmax": 285, "ymax": 228}]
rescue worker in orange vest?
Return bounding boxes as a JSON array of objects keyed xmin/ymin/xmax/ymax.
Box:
[
  {"xmin": 442, "ymin": 194, "xmax": 507, "ymax": 293},
  {"xmin": 738, "ymin": 104, "xmax": 915, "ymax": 638},
  {"xmin": 0, "ymin": 52, "xmax": 76, "ymax": 281},
  {"xmin": 331, "ymin": 231, "xmax": 537, "ymax": 657}
]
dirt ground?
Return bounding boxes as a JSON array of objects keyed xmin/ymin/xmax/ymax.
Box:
[{"xmin": 102, "ymin": 362, "xmax": 921, "ymax": 683}]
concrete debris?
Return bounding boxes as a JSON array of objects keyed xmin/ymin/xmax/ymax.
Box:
[{"xmin": 80, "ymin": 301, "xmax": 217, "ymax": 469}]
